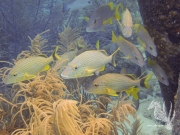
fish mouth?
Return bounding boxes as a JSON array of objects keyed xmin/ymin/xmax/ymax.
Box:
[
  {"xmin": 86, "ymin": 27, "xmax": 97, "ymax": 32},
  {"xmin": 152, "ymin": 51, "xmax": 158, "ymax": 57},
  {"xmin": 86, "ymin": 27, "xmax": 92, "ymax": 32},
  {"xmin": 60, "ymin": 73, "xmax": 71, "ymax": 79}
]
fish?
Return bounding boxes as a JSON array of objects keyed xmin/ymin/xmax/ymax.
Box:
[
  {"xmin": 133, "ymin": 24, "xmax": 157, "ymax": 57},
  {"xmin": 86, "ymin": 73, "xmax": 153, "ymax": 100},
  {"xmin": 86, "ymin": 2, "xmax": 120, "ymax": 32},
  {"xmin": 117, "ymin": 8, "xmax": 133, "ymax": 38},
  {"xmin": 62, "ymin": 0, "xmax": 93, "ymax": 12},
  {"xmin": 112, "ymin": 31, "xmax": 144, "ymax": 67},
  {"xmin": 148, "ymin": 58, "xmax": 169, "ymax": 86},
  {"xmin": 4, "ymin": 46, "xmax": 61, "ymax": 84},
  {"xmin": 61, "ymin": 48, "xmax": 120, "ymax": 79},
  {"xmin": 54, "ymin": 48, "xmax": 78, "ymax": 75}
]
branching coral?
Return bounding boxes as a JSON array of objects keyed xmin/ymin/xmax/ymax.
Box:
[
  {"xmin": 53, "ymin": 99, "xmax": 83, "ymax": 135},
  {"xmin": 11, "ymin": 69, "xmax": 67, "ymax": 103},
  {"xmin": 0, "ymin": 28, "xmax": 141, "ymax": 135},
  {"xmin": 15, "ymin": 29, "xmax": 50, "ymax": 62}
]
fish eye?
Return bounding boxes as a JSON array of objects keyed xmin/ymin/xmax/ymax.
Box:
[
  {"xmin": 161, "ymin": 77, "xmax": 164, "ymax": 80},
  {"xmin": 13, "ymin": 73, "xmax": 17, "ymax": 76},
  {"xmin": 88, "ymin": 1, "xmax": 91, "ymax": 3},
  {"xmin": 94, "ymin": 83, "xmax": 99, "ymax": 87},
  {"xmin": 135, "ymin": 56, "xmax": 138, "ymax": 60},
  {"xmin": 74, "ymin": 66, "xmax": 78, "ymax": 70},
  {"xmin": 150, "ymin": 46, "xmax": 153, "ymax": 50},
  {"xmin": 94, "ymin": 19, "xmax": 97, "ymax": 24}
]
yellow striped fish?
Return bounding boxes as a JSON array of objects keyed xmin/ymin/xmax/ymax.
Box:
[
  {"xmin": 61, "ymin": 48, "xmax": 120, "ymax": 79},
  {"xmin": 86, "ymin": 73, "xmax": 152, "ymax": 100},
  {"xmin": 4, "ymin": 46, "xmax": 61, "ymax": 84}
]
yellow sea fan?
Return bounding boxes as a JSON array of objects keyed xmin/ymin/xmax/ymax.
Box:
[
  {"xmin": 53, "ymin": 99, "xmax": 84, "ymax": 135},
  {"xmin": 83, "ymin": 115, "xmax": 115, "ymax": 135}
]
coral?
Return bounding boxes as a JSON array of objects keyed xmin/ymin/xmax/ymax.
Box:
[{"xmin": 0, "ymin": 29, "xmax": 140, "ymax": 135}]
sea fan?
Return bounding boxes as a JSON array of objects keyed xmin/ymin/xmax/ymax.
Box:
[{"xmin": 53, "ymin": 99, "xmax": 84, "ymax": 135}]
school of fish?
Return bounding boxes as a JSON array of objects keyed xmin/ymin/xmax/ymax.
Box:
[{"xmin": 4, "ymin": 1, "xmax": 167, "ymax": 101}]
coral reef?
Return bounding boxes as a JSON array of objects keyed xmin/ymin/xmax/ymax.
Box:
[{"xmin": 0, "ymin": 29, "xmax": 142, "ymax": 135}]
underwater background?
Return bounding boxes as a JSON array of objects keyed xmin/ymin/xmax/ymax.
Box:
[{"xmin": 0, "ymin": 0, "xmax": 179, "ymax": 135}]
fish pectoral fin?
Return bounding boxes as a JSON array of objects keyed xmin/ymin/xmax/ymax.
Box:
[
  {"xmin": 24, "ymin": 74, "xmax": 36, "ymax": 79},
  {"xmin": 85, "ymin": 68, "xmax": 97, "ymax": 76},
  {"xmin": 42, "ymin": 64, "xmax": 50, "ymax": 72},
  {"xmin": 106, "ymin": 88, "xmax": 118, "ymax": 96},
  {"xmin": 99, "ymin": 65, "xmax": 105, "ymax": 71},
  {"xmin": 103, "ymin": 18, "xmax": 113, "ymax": 25},
  {"xmin": 95, "ymin": 66, "xmax": 105, "ymax": 75},
  {"xmin": 122, "ymin": 56, "xmax": 131, "ymax": 59},
  {"xmin": 125, "ymin": 87, "xmax": 140, "ymax": 100}
]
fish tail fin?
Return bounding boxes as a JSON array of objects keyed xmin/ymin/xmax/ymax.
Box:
[
  {"xmin": 112, "ymin": 31, "xmax": 117, "ymax": 43},
  {"xmin": 110, "ymin": 47, "xmax": 120, "ymax": 67},
  {"xmin": 140, "ymin": 73, "xmax": 153, "ymax": 89},
  {"xmin": 125, "ymin": 87, "xmax": 140, "ymax": 100},
  {"xmin": 62, "ymin": 3, "xmax": 69, "ymax": 12},
  {"xmin": 108, "ymin": 2, "xmax": 114, "ymax": 10},
  {"xmin": 114, "ymin": 4, "xmax": 120, "ymax": 20},
  {"xmin": 147, "ymin": 58, "xmax": 156, "ymax": 66},
  {"xmin": 52, "ymin": 46, "xmax": 61, "ymax": 61}
]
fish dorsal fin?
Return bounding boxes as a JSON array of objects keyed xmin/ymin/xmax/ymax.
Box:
[
  {"xmin": 120, "ymin": 67, "xmax": 127, "ymax": 74},
  {"xmin": 98, "ymin": 50, "xmax": 107, "ymax": 55},
  {"xmin": 108, "ymin": 2, "xmax": 114, "ymax": 10},
  {"xmin": 38, "ymin": 54, "xmax": 48, "ymax": 58},
  {"xmin": 124, "ymin": 74, "xmax": 136, "ymax": 80},
  {"xmin": 114, "ymin": 4, "xmax": 120, "ymax": 20},
  {"xmin": 96, "ymin": 40, "xmax": 100, "ymax": 50},
  {"xmin": 118, "ymin": 35, "xmax": 124, "ymax": 42}
]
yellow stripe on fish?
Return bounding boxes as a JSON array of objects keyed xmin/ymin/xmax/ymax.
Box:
[{"xmin": 4, "ymin": 46, "xmax": 61, "ymax": 84}]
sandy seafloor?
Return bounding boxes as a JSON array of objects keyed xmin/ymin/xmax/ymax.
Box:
[{"xmin": 116, "ymin": 74, "xmax": 172, "ymax": 135}]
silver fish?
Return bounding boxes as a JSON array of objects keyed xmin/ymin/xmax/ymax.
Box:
[
  {"xmin": 112, "ymin": 31, "xmax": 144, "ymax": 67},
  {"xmin": 86, "ymin": 2, "xmax": 120, "ymax": 32},
  {"xmin": 62, "ymin": 0, "xmax": 93, "ymax": 12},
  {"xmin": 133, "ymin": 24, "xmax": 157, "ymax": 57}
]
